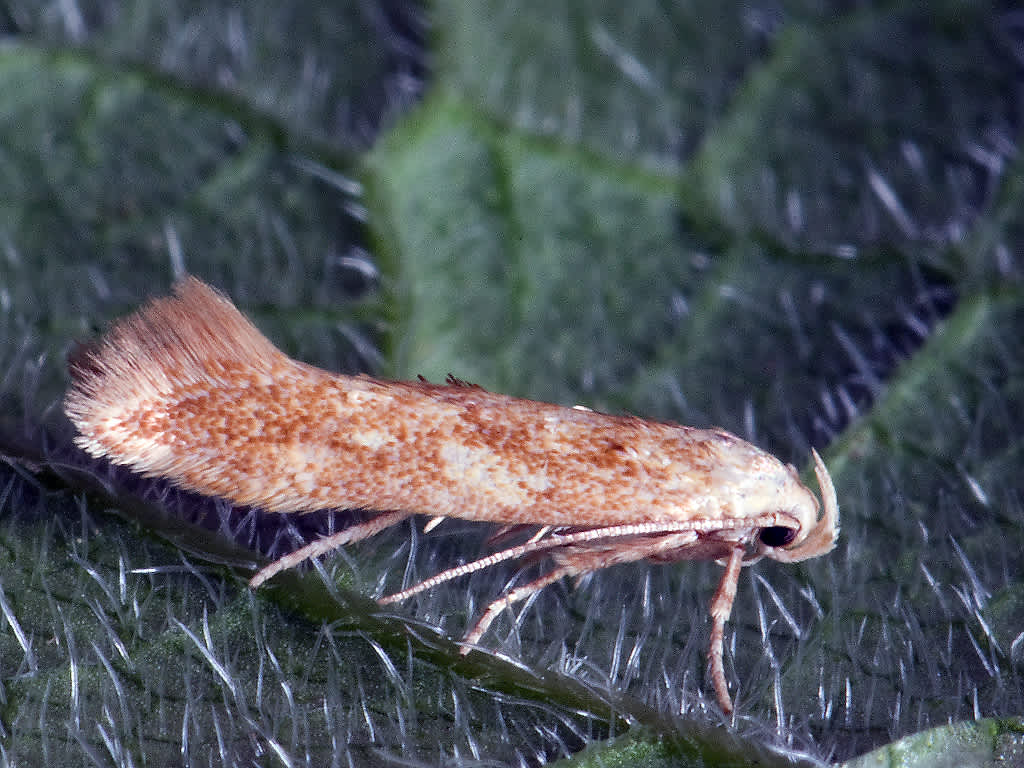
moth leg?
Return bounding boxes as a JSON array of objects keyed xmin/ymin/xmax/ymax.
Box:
[
  {"xmin": 459, "ymin": 532, "xmax": 704, "ymax": 652},
  {"xmin": 460, "ymin": 565, "xmax": 577, "ymax": 653},
  {"xmin": 708, "ymin": 545, "xmax": 744, "ymax": 715},
  {"xmin": 249, "ymin": 510, "xmax": 409, "ymax": 588}
]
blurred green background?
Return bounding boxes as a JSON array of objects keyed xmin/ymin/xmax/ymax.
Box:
[{"xmin": 1, "ymin": 2, "xmax": 1023, "ymax": 766}]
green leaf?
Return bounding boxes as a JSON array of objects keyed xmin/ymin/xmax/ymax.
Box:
[
  {"xmin": 840, "ymin": 718, "xmax": 1024, "ymax": 768},
  {"xmin": 1, "ymin": 1, "xmax": 1022, "ymax": 765}
]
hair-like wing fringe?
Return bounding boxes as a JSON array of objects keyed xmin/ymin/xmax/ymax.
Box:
[{"xmin": 65, "ymin": 276, "xmax": 286, "ymax": 456}]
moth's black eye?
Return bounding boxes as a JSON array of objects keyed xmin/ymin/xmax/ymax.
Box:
[{"xmin": 759, "ymin": 526, "xmax": 797, "ymax": 548}]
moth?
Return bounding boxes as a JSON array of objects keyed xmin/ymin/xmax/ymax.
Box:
[{"xmin": 64, "ymin": 277, "xmax": 839, "ymax": 714}]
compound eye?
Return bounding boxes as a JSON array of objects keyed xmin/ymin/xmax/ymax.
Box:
[{"xmin": 759, "ymin": 526, "xmax": 797, "ymax": 548}]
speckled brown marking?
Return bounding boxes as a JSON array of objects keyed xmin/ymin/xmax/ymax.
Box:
[{"xmin": 64, "ymin": 276, "xmax": 839, "ymax": 715}]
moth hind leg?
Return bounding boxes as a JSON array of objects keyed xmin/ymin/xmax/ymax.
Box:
[
  {"xmin": 249, "ymin": 510, "xmax": 409, "ymax": 588},
  {"xmin": 461, "ymin": 565, "xmax": 579, "ymax": 652}
]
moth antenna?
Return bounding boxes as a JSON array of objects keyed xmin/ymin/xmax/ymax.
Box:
[
  {"xmin": 378, "ymin": 520, "xmax": 717, "ymax": 605},
  {"xmin": 485, "ymin": 523, "xmax": 558, "ymax": 549}
]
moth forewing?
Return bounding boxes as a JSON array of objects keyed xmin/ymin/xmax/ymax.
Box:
[{"xmin": 64, "ymin": 276, "xmax": 840, "ymax": 717}]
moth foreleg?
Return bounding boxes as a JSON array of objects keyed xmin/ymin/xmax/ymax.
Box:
[{"xmin": 708, "ymin": 545, "xmax": 744, "ymax": 715}]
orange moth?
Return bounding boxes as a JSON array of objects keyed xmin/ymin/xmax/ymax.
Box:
[{"xmin": 64, "ymin": 277, "xmax": 838, "ymax": 714}]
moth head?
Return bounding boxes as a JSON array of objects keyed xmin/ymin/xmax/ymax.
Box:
[{"xmin": 756, "ymin": 449, "xmax": 839, "ymax": 564}]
